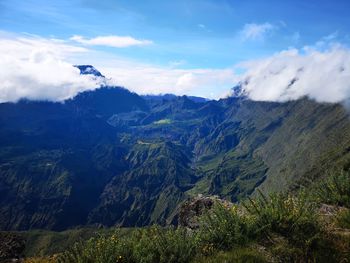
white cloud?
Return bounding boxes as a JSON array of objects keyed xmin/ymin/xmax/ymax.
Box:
[
  {"xmin": 236, "ymin": 44, "xmax": 350, "ymax": 103},
  {"xmin": 240, "ymin": 23, "xmax": 276, "ymax": 41},
  {"xmin": 70, "ymin": 35, "xmax": 153, "ymax": 48},
  {"xmin": 0, "ymin": 32, "xmax": 103, "ymax": 102},
  {"xmin": 0, "ymin": 31, "xmax": 88, "ymax": 60},
  {"xmin": 103, "ymin": 66, "xmax": 236, "ymax": 99},
  {"xmin": 2, "ymin": 31, "xmax": 350, "ymax": 104},
  {"xmin": 0, "ymin": 32, "xmax": 236, "ymax": 101}
]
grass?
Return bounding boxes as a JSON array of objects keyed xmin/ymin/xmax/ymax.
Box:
[
  {"xmin": 57, "ymin": 226, "xmax": 197, "ymax": 263},
  {"xmin": 53, "ymin": 193, "xmax": 342, "ymax": 262},
  {"xmin": 243, "ymin": 191, "xmax": 320, "ymax": 245},
  {"xmin": 336, "ymin": 209, "xmax": 350, "ymax": 229},
  {"xmin": 24, "ymin": 169, "xmax": 350, "ymax": 263},
  {"xmin": 23, "ymin": 227, "xmax": 130, "ymax": 257},
  {"xmin": 242, "ymin": 191, "xmax": 338, "ymax": 262},
  {"xmin": 132, "ymin": 226, "xmax": 197, "ymax": 263},
  {"xmin": 312, "ymin": 169, "xmax": 350, "ymax": 208},
  {"xmin": 192, "ymin": 247, "xmax": 270, "ymax": 263},
  {"xmin": 57, "ymin": 231, "xmax": 134, "ymax": 263},
  {"xmin": 197, "ymin": 203, "xmax": 252, "ymax": 251}
]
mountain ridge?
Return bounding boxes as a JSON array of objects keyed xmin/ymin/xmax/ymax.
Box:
[{"xmin": 1, "ymin": 72, "xmax": 350, "ymax": 230}]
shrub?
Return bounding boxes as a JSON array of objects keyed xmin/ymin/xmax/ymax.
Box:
[
  {"xmin": 57, "ymin": 227, "xmax": 197, "ymax": 263},
  {"xmin": 132, "ymin": 226, "xmax": 197, "ymax": 263},
  {"xmin": 198, "ymin": 203, "xmax": 253, "ymax": 251},
  {"xmin": 192, "ymin": 247, "xmax": 269, "ymax": 263},
  {"xmin": 336, "ymin": 209, "xmax": 350, "ymax": 229},
  {"xmin": 243, "ymin": 191, "xmax": 320, "ymax": 246},
  {"xmin": 313, "ymin": 169, "xmax": 350, "ymax": 208},
  {"xmin": 242, "ymin": 191, "xmax": 346, "ymax": 262},
  {"xmin": 57, "ymin": 231, "xmax": 134, "ymax": 263}
]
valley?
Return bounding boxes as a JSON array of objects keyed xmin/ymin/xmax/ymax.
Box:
[{"xmin": 1, "ymin": 76, "xmax": 350, "ymax": 231}]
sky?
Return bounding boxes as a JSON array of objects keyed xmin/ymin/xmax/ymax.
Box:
[{"xmin": 0, "ymin": 0, "xmax": 350, "ymax": 101}]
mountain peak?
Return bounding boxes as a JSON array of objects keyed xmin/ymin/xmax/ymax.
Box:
[
  {"xmin": 231, "ymin": 83, "xmax": 247, "ymax": 98},
  {"xmin": 74, "ymin": 65, "xmax": 105, "ymax": 78}
]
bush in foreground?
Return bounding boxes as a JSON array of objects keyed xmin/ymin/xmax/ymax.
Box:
[
  {"xmin": 132, "ymin": 226, "xmax": 197, "ymax": 263},
  {"xmin": 197, "ymin": 203, "xmax": 253, "ymax": 252},
  {"xmin": 243, "ymin": 192, "xmax": 320, "ymax": 245},
  {"xmin": 336, "ymin": 209, "xmax": 350, "ymax": 229},
  {"xmin": 313, "ymin": 169, "xmax": 350, "ymax": 208},
  {"xmin": 57, "ymin": 227, "xmax": 197, "ymax": 263},
  {"xmin": 57, "ymin": 231, "xmax": 133, "ymax": 263}
]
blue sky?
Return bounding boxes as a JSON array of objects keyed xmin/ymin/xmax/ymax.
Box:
[{"xmin": 0, "ymin": 0, "xmax": 350, "ymax": 99}]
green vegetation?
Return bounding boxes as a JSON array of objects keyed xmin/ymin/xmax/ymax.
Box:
[
  {"xmin": 198, "ymin": 204, "xmax": 252, "ymax": 251},
  {"xmin": 2, "ymin": 93, "xmax": 350, "ymax": 231},
  {"xmin": 28, "ymin": 170, "xmax": 349, "ymax": 262},
  {"xmin": 243, "ymin": 192, "xmax": 331, "ymax": 262},
  {"xmin": 193, "ymin": 248, "xmax": 269, "ymax": 263},
  {"xmin": 336, "ymin": 209, "xmax": 350, "ymax": 228},
  {"xmin": 56, "ymin": 227, "xmax": 197, "ymax": 263},
  {"xmin": 23, "ymin": 227, "xmax": 127, "ymax": 257},
  {"xmin": 244, "ymin": 192, "xmax": 320, "ymax": 245},
  {"xmin": 312, "ymin": 169, "xmax": 350, "ymax": 208}
]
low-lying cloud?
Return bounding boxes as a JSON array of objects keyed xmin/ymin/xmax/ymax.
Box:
[
  {"xmin": 0, "ymin": 33, "xmax": 103, "ymax": 102},
  {"xmin": 1, "ymin": 31, "xmax": 350, "ymax": 104},
  {"xmin": 103, "ymin": 66, "xmax": 236, "ymax": 98},
  {"xmin": 237, "ymin": 44, "xmax": 350, "ymax": 103},
  {"xmin": 0, "ymin": 32, "xmax": 236, "ymax": 101}
]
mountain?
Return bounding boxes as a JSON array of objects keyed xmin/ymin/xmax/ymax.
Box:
[
  {"xmin": 1, "ymin": 68, "xmax": 350, "ymax": 231},
  {"xmin": 66, "ymin": 86, "xmax": 149, "ymax": 118},
  {"xmin": 142, "ymin": 94, "xmax": 208, "ymax": 103},
  {"xmin": 75, "ymin": 65, "xmax": 105, "ymax": 78}
]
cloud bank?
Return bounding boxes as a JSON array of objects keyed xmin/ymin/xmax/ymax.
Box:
[
  {"xmin": 103, "ymin": 66, "xmax": 236, "ymax": 98},
  {"xmin": 0, "ymin": 33, "xmax": 103, "ymax": 102},
  {"xmin": 1, "ymin": 32, "xmax": 350, "ymax": 104},
  {"xmin": 70, "ymin": 35, "xmax": 153, "ymax": 48},
  {"xmin": 0, "ymin": 32, "xmax": 236, "ymax": 101},
  {"xmin": 237, "ymin": 44, "xmax": 350, "ymax": 103}
]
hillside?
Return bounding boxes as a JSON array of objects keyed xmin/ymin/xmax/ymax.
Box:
[{"xmin": 0, "ymin": 85, "xmax": 350, "ymax": 230}]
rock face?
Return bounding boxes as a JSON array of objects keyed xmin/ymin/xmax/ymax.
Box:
[
  {"xmin": 0, "ymin": 232, "xmax": 26, "ymax": 262},
  {"xmin": 178, "ymin": 195, "xmax": 233, "ymax": 229}
]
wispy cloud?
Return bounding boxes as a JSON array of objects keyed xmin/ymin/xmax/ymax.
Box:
[
  {"xmin": 197, "ymin": 23, "xmax": 212, "ymax": 33},
  {"xmin": 70, "ymin": 35, "xmax": 153, "ymax": 48},
  {"xmin": 239, "ymin": 22, "xmax": 276, "ymax": 41}
]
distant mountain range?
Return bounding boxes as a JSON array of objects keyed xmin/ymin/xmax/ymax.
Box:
[{"xmin": 1, "ymin": 66, "xmax": 350, "ymax": 230}]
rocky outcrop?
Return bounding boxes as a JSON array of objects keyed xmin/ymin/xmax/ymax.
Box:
[{"xmin": 178, "ymin": 195, "xmax": 233, "ymax": 229}]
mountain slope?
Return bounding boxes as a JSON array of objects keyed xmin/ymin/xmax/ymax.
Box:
[{"xmin": 1, "ymin": 85, "xmax": 350, "ymax": 230}]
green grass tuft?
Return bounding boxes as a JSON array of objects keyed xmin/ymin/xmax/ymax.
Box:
[
  {"xmin": 197, "ymin": 203, "xmax": 253, "ymax": 251},
  {"xmin": 313, "ymin": 169, "xmax": 350, "ymax": 208}
]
